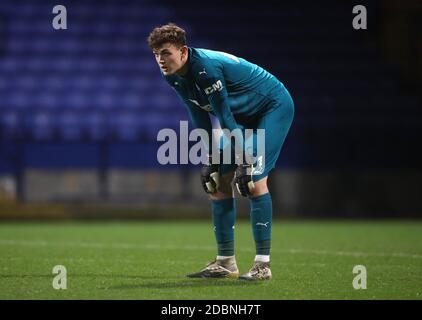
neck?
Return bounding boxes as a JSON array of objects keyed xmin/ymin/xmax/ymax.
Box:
[
  {"xmin": 176, "ymin": 48, "xmax": 190, "ymax": 76},
  {"xmin": 176, "ymin": 60, "xmax": 189, "ymax": 76}
]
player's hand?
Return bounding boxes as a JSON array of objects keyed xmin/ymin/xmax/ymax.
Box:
[
  {"xmin": 235, "ymin": 164, "xmax": 255, "ymax": 197},
  {"xmin": 201, "ymin": 155, "xmax": 220, "ymax": 194}
]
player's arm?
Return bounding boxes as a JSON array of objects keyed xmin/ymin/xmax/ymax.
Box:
[
  {"xmin": 179, "ymin": 96, "xmax": 222, "ymax": 194},
  {"xmin": 164, "ymin": 75, "xmax": 220, "ymax": 194},
  {"xmin": 194, "ymin": 63, "xmax": 254, "ymax": 197},
  {"xmin": 164, "ymin": 74, "xmax": 213, "ymax": 148},
  {"xmin": 193, "ymin": 64, "xmax": 243, "ymax": 155}
]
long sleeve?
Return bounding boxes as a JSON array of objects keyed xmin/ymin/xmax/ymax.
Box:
[
  {"xmin": 164, "ymin": 73, "xmax": 217, "ymax": 158},
  {"xmin": 177, "ymin": 92, "xmax": 214, "ymax": 153},
  {"xmin": 193, "ymin": 63, "xmax": 245, "ymax": 161}
]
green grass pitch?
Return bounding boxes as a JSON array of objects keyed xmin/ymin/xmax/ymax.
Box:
[{"xmin": 0, "ymin": 220, "xmax": 421, "ymax": 299}]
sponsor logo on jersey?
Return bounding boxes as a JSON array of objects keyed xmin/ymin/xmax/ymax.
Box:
[{"xmin": 204, "ymin": 80, "xmax": 223, "ymax": 95}]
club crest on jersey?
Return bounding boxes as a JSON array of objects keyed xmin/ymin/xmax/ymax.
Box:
[
  {"xmin": 252, "ymin": 155, "xmax": 265, "ymax": 175},
  {"xmin": 204, "ymin": 80, "xmax": 223, "ymax": 95}
]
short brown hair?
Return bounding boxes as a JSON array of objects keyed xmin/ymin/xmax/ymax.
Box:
[{"xmin": 147, "ymin": 23, "xmax": 187, "ymax": 50}]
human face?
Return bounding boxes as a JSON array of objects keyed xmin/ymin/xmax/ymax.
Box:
[{"xmin": 153, "ymin": 43, "xmax": 188, "ymax": 76}]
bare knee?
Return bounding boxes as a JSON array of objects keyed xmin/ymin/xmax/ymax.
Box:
[
  {"xmin": 209, "ymin": 191, "xmax": 232, "ymax": 201},
  {"xmin": 208, "ymin": 171, "xmax": 235, "ymax": 201},
  {"xmin": 249, "ymin": 177, "xmax": 269, "ymax": 198}
]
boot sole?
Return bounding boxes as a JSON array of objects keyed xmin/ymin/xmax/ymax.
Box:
[{"xmin": 187, "ymin": 271, "xmax": 239, "ymax": 279}]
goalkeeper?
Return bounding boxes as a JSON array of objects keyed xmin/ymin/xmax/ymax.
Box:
[{"xmin": 148, "ymin": 23, "xmax": 294, "ymax": 280}]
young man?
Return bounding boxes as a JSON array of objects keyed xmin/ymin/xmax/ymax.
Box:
[{"xmin": 148, "ymin": 23, "xmax": 294, "ymax": 280}]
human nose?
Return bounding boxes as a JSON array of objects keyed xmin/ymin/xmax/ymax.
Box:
[{"xmin": 156, "ymin": 55, "xmax": 164, "ymax": 64}]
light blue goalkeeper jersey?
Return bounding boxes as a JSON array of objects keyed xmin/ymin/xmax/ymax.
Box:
[{"xmin": 164, "ymin": 47, "xmax": 288, "ymax": 151}]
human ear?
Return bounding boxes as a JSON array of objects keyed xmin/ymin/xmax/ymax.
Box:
[{"xmin": 180, "ymin": 46, "xmax": 188, "ymax": 60}]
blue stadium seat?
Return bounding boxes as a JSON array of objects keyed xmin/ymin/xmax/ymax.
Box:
[
  {"xmin": 0, "ymin": 110, "xmax": 23, "ymax": 140},
  {"xmin": 24, "ymin": 110, "xmax": 57, "ymax": 141},
  {"xmin": 0, "ymin": 0, "xmax": 419, "ymax": 171}
]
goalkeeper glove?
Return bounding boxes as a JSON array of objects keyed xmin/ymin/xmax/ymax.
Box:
[
  {"xmin": 235, "ymin": 163, "xmax": 255, "ymax": 197},
  {"xmin": 201, "ymin": 155, "xmax": 220, "ymax": 194}
]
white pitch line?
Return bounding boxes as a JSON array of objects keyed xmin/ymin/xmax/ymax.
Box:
[
  {"xmin": 0, "ymin": 239, "xmax": 421, "ymax": 260},
  {"xmin": 282, "ymin": 248, "xmax": 422, "ymax": 259}
]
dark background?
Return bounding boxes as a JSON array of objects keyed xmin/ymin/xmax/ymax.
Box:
[{"xmin": 0, "ymin": 0, "xmax": 421, "ymax": 218}]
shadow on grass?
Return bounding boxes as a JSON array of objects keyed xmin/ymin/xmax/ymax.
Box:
[
  {"xmin": 0, "ymin": 274, "xmax": 160, "ymax": 280},
  {"xmin": 109, "ymin": 279, "xmax": 263, "ymax": 290},
  {"xmin": 0, "ymin": 274, "xmax": 52, "ymax": 279},
  {"xmin": 0, "ymin": 274, "xmax": 265, "ymax": 290}
]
